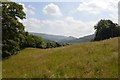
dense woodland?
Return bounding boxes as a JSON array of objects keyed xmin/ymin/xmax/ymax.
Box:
[{"xmin": 2, "ymin": 2, "xmax": 120, "ymax": 58}]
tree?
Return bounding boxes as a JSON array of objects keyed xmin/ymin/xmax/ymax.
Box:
[
  {"xmin": 94, "ymin": 19, "xmax": 120, "ymax": 41},
  {"xmin": 2, "ymin": 2, "xmax": 26, "ymax": 58}
]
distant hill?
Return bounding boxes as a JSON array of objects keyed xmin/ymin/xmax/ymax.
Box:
[
  {"xmin": 29, "ymin": 32, "xmax": 95, "ymax": 44},
  {"xmin": 29, "ymin": 32, "xmax": 77, "ymax": 42},
  {"xmin": 62, "ymin": 34, "xmax": 95, "ymax": 44}
]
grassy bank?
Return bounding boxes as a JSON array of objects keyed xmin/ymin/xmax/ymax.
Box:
[{"xmin": 2, "ymin": 38, "xmax": 118, "ymax": 78}]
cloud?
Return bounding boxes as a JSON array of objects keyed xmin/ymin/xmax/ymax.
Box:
[
  {"xmin": 19, "ymin": 3, "xmax": 35, "ymax": 15},
  {"xmin": 77, "ymin": 0, "xmax": 119, "ymax": 22},
  {"xmin": 23, "ymin": 17, "xmax": 96, "ymax": 38},
  {"xmin": 77, "ymin": 1, "xmax": 102, "ymax": 14},
  {"xmin": 43, "ymin": 3, "xmax": 62, "ymax": 16},
  {"xmin": 28, "ymin": 5, "xmax": 35, "ymax": 10},
  {"xmin": 77, "ymin": 0, "xmax": 118, "ymax": 14}
]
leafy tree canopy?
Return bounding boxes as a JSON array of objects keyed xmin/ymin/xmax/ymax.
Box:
[
  {"xmin": 2, "ymin": 2, "xmax": 26, "ymax": 58},
  {"xmin": 94, "ymin": 19, "xmax": 120, "ymax": 41}
]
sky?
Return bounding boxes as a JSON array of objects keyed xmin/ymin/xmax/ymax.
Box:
[{"xmin": 12, "ymin": 0, "xmax": 119, "ymax": 38}]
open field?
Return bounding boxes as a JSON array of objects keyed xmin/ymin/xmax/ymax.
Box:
[{"xmin": 2, "ymin": 38, "xmax": 118, "ymax": 78}]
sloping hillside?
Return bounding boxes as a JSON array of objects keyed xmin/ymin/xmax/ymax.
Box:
[
  {"xmin": 30, "ymin": 32, "xmax": 77, "ymax": 42},
  {"xmin": 61, "ymin": 34, "xmax": 95, "ymax": 44},
  {"xmin": 2, "ymin": 38, "xmax": 118, "ymax": 78}
]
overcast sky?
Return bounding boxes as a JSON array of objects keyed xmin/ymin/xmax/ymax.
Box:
[{"xmin": 12, "ymin": 0, "xmax": 119, "ymax": 38}]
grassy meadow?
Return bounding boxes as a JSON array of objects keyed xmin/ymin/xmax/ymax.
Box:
[{"xmin": 2, "ymin": 38, "xmax": 118, "ymax": 78}]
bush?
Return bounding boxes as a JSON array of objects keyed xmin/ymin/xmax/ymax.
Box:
[{"xmin": 2, "ymin": 40, "xmax": 20, "ymax": 58}]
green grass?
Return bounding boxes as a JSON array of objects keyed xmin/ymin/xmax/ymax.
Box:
[{"xmin": 2, "ymin": 38, "xmax": 118, "ymax": 78}]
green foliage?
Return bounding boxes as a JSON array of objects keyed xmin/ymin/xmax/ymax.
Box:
[
  {"xmin": 24, "ymin": 34, "xmax": 43, "ymax": 48},
  {"xmin": 2, "ymin": 2, "xmax": 26, "ymax": 58},
  {"xmin": 94, "ymin": 19, "xmax": 120, "ymax": 41},
  {"xmin": 45, "ymin": 42, "xmax": 68, "ymax": 48},
  {"xmin": 2, "ymin": 40, "xmax": 20, "ymax": 58},
  {"xmin": 41, "ymin": 42, "xmax": 47, "ymax": 49}
]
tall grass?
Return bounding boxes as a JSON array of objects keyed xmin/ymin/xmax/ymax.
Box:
[{"xmin": 2, "ymin": 38, "xmax": 118, "ymax": 78}]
